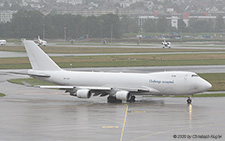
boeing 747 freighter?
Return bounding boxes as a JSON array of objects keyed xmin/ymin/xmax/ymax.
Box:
[{"xmin": 22, "ymin": 40, "xmax": 211, "ymax": 104}]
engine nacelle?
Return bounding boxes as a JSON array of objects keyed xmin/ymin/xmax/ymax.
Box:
[
  {"xmin": 115, "ymin": 91, "xmax": 130, "ymax": 100},
  {"xmin": 76, "ymin": 89, "xmax": 91, "ymax": 99}
]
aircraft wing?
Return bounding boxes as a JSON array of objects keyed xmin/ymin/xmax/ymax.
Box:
[
  {"xmin": 38, "ymin": 85, "xmax": 112, "ymax": 91},
  {"xmin": 37, "ymin": 85, "xmax": 159, "ymax": 94},
  {"xmin": 111, "ymin": 86, "xmax": 159, "ymax": 93},
  {"xmin": 10, "ymin": 70, "xmax": 159, "ymax": 94}
]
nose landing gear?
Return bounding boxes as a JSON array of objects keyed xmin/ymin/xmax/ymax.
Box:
[{"xmin": 187, "ymin": 96, "xmax": 192, "ymax": 104}]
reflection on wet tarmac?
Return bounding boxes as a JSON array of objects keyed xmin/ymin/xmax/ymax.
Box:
[
  {"xmin": 0, "ymin": 93, "xmax": 225, "ymax": 140},
  {"xmin": 189, "ymin": 104, "xmax": 192, "ymax": 121}
]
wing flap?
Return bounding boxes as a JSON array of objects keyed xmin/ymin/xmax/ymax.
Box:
[
  {"xmin": 39, "ymin": 86, "xmax": 74, "ymax": 89},
  {"xmin": 113, "ymin": 86, "xmax": 159, "ymax": 94},
  {"xmin": 36, "ymin": 85, "xmax": 159, "ymax": 94},
  {"xmin": 77, "ymin": 86, "xmax": 112, "ymax": 91}
]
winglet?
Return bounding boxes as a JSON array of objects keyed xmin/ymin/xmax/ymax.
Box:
[{"xmin": 23, "ymin": 40, "xmax": 61, "ymax": 71}]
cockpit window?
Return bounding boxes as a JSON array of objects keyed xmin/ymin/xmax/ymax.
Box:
[{"xmin": 191, "ymin": 74, "xmax": 199, "ymax": 77}]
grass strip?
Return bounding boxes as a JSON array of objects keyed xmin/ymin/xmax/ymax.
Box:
[
  {"xmin": 199, "ymin": 73, "xmax": 225, "ymax": 91},
  {"xmin": 1, "ymin": 53, "xmax": 225, "ymax": 69},
  {"xmin": 0, "ymin": 45, "xmax": 224, "ymax": 54},
  {"xmin": 0, "ymin": 93, "xmax": 6, "ymax": 97}
]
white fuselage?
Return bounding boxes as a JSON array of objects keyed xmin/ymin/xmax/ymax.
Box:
[{"xmin": 29, "ymin": 69, "xmax": 212, "ymax": 96}]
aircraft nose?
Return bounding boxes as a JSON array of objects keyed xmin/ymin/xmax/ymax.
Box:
[
  {"xmin": 199, "ymin": 80, "xmax": 212, "ymax": 91},
  {"xmin": 206, "ymin": 82, "xmax": 212, "ymax": 90}
]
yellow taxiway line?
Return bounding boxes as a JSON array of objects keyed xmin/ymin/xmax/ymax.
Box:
[{"xmin": 120, "ymin": 104, "xmax": 129, "ymax": 141}]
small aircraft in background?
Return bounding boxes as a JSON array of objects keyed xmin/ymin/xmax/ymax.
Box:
[
  {"xmin": 34, "ymin": 36, "xmax": 47, "ymax": 46},
  {"xmin": 0, "ymin": 40, "xmax": 6, "ymax": 46},
  {"xmin": 162, "ymin": 40, "xmax": 171, "ymax": 48}
]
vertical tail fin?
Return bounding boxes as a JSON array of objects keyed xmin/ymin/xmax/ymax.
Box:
[{"xmin": 23, "ymin": 40, "xmax": 61, "ymax": 71}]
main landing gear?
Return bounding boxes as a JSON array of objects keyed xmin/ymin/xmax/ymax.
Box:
[
  {"xmin": 127, "ymin": 96, "xmax": 136, "ymax": 103},
  {"xmin": 107, "ymin": 96, "xmax": 136, "ymax": 103},
  {"xmin": 107, "ymin": 96, "xmax": 122, "ymax": 103},
  {"xmin": 187, "ymin": 96, "xmax": 192, "ymax": 104}
]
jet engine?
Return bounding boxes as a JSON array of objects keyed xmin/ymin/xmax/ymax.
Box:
[
  {"xmin": 115, "ymin": 91, "xmax": 131, "ymax": 100},
  {"xmin": 76, "ymin": 89, "xmax": 92, "ymax": 99}
]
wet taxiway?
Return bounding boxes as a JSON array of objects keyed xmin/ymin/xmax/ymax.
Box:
[{"xmin": 0, "ymin": 73, "xmax": 224, "ymax": 141}]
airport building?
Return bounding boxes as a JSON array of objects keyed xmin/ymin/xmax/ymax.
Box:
[
  {"xmin": 57, "ymin": 9, "xmax": 132, "ymax": 17},
  {"xmin": 137, "ymin": 14, "xmax": 225, "ymax": 30},
  {"xmin": 0, "ymin": 10, "xmax": 15, "ymax": 23}
]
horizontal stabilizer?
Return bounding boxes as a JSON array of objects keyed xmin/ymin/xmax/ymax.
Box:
[
  {"xmin": 28, "ymin": 73, "xmax": 50, "ymax": 78},
  {"xmin": 9, "ymin": 71, "xmax": 50, "ymax": 78}
]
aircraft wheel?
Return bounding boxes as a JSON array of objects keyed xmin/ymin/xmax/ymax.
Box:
[
  {"xmin": 187, "ymin": 98, "xmax": 192, "ymax": 104},
  {"xmin": 130, "ymin": 96, "xmax": 136, "ymax": 103},
  {"xmin": 126, "ymin": 95, "xmax": 136, "ymax": 103}
]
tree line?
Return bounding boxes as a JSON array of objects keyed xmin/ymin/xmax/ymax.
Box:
[
  {"xmin": 0, "ymin": 10, "xmax": 122, "ymax": 39},
  {"xmin": 0, "ymin": 9, "xmax": 224, "ymax": 39}
]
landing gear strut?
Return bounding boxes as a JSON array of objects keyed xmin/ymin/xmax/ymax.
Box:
[
  {"xmin": 107, "ymin": 96, "xmax": 122, "ymax": 103},
  {"xmin": 187, "ymin": 96, "xmax": 192, "ymax": 104},
  {"xmin": 127, "ymin": 96, "xmax": 136, "ymax": 103}
]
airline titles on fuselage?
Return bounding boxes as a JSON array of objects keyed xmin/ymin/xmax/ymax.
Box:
[{"xmin": 149, "ymin": 79, "xmax": 174, "ymax": 84}]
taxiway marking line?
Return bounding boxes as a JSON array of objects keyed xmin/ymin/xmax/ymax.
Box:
[
  {"xmin": 102, "ymin": 126, "xmax": 119, "ymax": 129},
  {"xmin": 129, "ymin": 111, "xmax": 146, "ymax": 113},
  {"xmin": 120, "ymin": 104, "xmax": 128, "ymax": 141}
]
